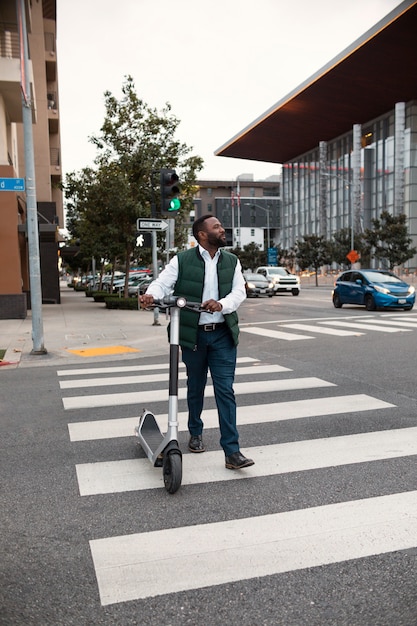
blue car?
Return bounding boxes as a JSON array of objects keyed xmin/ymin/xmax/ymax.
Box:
[{"xmin": 332, "ymin": 269, "xmax": 415, "ymax": 311}]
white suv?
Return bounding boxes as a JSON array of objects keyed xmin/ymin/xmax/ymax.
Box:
[{"xmin": 255, "ymin": 266, "xmax": 300, "ymax": 296}]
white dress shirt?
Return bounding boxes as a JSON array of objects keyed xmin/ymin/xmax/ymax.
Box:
[{"xmin": 145, "ymin": 245, "xmax": 246, "ymax": 325}]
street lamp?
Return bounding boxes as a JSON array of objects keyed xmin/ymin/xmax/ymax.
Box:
[{"xmin": 244, "ymin": 202, "xmax": 271, "ymax": 251}]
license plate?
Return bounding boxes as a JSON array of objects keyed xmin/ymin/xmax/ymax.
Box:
[
  {"xmin": 260, "ymin": 289, "xmax": 266, "ymax": 294},
  {"xmin": 398, "ymin": 299, "xmax": 406, "ymax": 304}
]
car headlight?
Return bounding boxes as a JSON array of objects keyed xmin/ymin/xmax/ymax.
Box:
[
  {"xmin": 374, "ymin": 285, "xmax": 390, "ymax": 295},
  {"xmin": 268, "ymin": 282, "xmax": 273, "ymax": 288},
  {"xmin": 408, "ymin": 285, "xmax": 415, "ymax": 294},
  {"xmin": 247, "ymin": 282, "xmax": 255, "ymax": 289}
]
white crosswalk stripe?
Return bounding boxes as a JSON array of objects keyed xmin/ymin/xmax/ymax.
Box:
[
  {"xmin": 76, "ymin": 427, "xmax": 417, "ymax": 496},
  {"xmin": 59, "ymin": 363, "xmax": 292, "ymax": 390},
  {"xmin": 59, "ymin": 356, "xmax": 416, "ymax": 607},
  {"xmin": 68, "ymin": 394, "xmax": 394, "ymax": 441},
  {"xmin": 281, "ymin": 323, "xmax": 363, "ymax": 336},
  {"xmin": 62, "ymin": 377, "xmax": 335, "ymax": 410},
  {"xmin": 90, "ymin": 490, "xmax": 417, "ymax": 605},
  {"xmin": 240, "ymin": 314, "xmax": 417, "ymax": 341}
]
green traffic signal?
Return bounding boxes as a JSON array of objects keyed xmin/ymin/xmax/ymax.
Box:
[
  {"xmin": 160, "ymin": 168, "xmax": 180, "ymax": 215},
  {"xmin": 169, "ymin": 197, "xmax": 181, "ymax": 211}
]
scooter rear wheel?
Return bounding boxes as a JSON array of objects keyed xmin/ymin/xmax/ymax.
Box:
[{"xmin": 163, "ymin": 451, "xmax": 182, "ymax": 494}]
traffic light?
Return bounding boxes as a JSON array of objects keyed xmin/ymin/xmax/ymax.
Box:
[{"xmin": 160, "ymin": 168, "xmax": 180, "ymax": 215}]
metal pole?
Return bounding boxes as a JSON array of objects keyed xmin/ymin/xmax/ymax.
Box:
[
  {"xmin": 266, "ymin": 209, "xmax": 270, "ymax": 251},
  {"xmin": 236, "ymin": 179, "xmax": 241, "ymax": 247},
  {"xmin": 352, "ymin": 124, "xmax": 362, "ymax": 238},
  {"xmin": 17, "ymin": 0, "xmax": 46, "ymax": 354},
  {"xmin": 394, "ymin": 102, "xmax": 405, "ymax": 217},
  {"xmin": 151, "ymin": 230, "xmax": 160, "ymax": 325}
]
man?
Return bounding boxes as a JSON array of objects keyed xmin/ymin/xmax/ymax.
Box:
[{"xmin": 140, "ymin": 214, "xmax": 254, "ymax": 470}]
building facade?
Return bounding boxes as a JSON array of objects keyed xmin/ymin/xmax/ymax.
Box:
[
  {"xmin": 0, "ymin": 0, "xmax": 63, "ymax": 318},
  {"xmin": 193, "ymin": 176, "xmax": 280, "ymax": 251},
  {"xmin": 281, "ymin": 101, "xmax": 417, "ymax": 269}
]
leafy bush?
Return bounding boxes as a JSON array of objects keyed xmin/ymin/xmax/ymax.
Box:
[
  {"xmin": 92, "ymin": 291, "xmax": 110, "ymax": 302},
  {"xmin": 104, "ymin": 296, "xmax": 138, "ymax": 310}
]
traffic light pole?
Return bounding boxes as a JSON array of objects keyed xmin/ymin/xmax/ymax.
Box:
[{"xmin": 150, "ymin": 172, "xmax": 160, "ymax": 325}]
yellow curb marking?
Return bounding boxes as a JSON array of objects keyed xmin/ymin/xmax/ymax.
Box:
[{"xmin": 67, "ymin": 345, "xmax": 140, "ymax": 357}]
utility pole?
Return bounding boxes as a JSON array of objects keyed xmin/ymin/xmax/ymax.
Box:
[{"xmin": 17, "ymin": 0, "xmax": 46, "ymax": 354}]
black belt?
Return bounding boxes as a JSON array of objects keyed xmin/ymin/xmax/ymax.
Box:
[{"xmin": 199, "ymin": 322, "xmax": 227, "ymax": 332}]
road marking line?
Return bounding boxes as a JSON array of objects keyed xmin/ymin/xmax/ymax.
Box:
[
  {"xmin": 57, "ymin": 356, "xmax": 258, "ymax": 377},
  {"xmin": 68, "ymin": 394, "xmax": 394, "ymax": 441},
  {"xmin": 318, "ymin": 320, "xmax": 411, "ymax": 333},
  {"xmin": 76, "ymin": 426, "xmax": 417, "ymax": 496},
  {"xmin": 62, "ymin": 377, "xmax": 335, "ymax": 410},
  {"xmin": 66, "ymin": 345, "xmax": 140, "ymax": 357},
  {"xmin": 358, "ymin": 319, "xmax": 417, "ymax": 328},
  {"xmin": 241, "ymin": 327, "xmax": 314, "ymax": 341},
  {"xmin": 90, "ymin": 489, "xmax": 417, "ymax": 604},
  {"xmin": 59, "ymin": 364, "xmax": 292, "ymax": 390},
  {"xmin": 282, "ymin": 323, "xmax": 363, "ymax": 336}
]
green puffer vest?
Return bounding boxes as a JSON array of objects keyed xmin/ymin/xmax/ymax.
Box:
[{"xmin": 173, "ymin": 247, "xmax": 240, "ymax": 350}]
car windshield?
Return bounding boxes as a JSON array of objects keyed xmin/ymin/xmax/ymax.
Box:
[
  {"xmin": 246, "ymin": 273, "xmax": 267, "ymax": 281},
  {"xmin": 266, "ymin": 267, "xmax": 288, "ymax": 276},
  {"xmin": 361, "ymin": 271, "xmax": 403, "ymax": 284}
]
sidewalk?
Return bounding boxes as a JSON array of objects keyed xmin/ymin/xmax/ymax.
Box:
[{"xmin": 0, "ymin": 282, "xmax": 170, "ymax": 369}]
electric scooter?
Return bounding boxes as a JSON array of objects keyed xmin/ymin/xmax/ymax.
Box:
[{"xmin": 134, "ymin": 295, "xmax": 208, "ymax": 494}]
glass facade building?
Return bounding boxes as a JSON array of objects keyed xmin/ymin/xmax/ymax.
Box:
[{"xmin": 281, "ymin": 100, "xmax": 417, "ymax": 269}]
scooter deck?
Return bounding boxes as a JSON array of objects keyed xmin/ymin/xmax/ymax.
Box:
[
  {"xmin": 141, "ymin": 411, "xmax": 164, "ymax": 444},
  {"xmin": 136, "ymin": 411, "xmax": 165, "ymax": 465}
]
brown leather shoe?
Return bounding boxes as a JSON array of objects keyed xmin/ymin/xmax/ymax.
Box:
[
  {"xmin": 225, "ymin": 451, "xmax": 255, "ymax": 469},
  {"xmin": 188, "ymin": 435, "xmax": 205, "ymax": 453}
]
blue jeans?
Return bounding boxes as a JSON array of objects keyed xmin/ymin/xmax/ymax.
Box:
[{"xmin": 181, "ymin": 325, "xmax": 239, "ymax": 456}]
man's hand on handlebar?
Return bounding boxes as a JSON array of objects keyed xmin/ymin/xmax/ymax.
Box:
[
  {"xmin": 202, "ymin": 299, "xmax": 223, "ymax": 313},
  {"xmin": 139, "ymin": 294, "xmax": 154, "ymax": 309}
]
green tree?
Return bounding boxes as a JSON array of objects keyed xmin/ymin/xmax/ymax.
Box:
[
  {"xmin": 231, "ymin": 242, "xmax": 265, "ymax": 270},
  {"xmin": 295, "ymin": 234, "xmax": 332, "ymax": 286},
  {"xmin": 362, "ymin": 211, "xmax": 417, "ymax": 270},
  {"xmin": 63, "ymin": 75, "xmax": 203, "ymax": 295},
  {"xmin": 329, "ymin": 227, "xmax": 364, "ymax": 268},
  {"xmin": 279, "ymin": 246, "xmax": 297, "ymax": 273},
  {"xmin": 90, "ymin": 75, "xmax": 203, "ymax": 264},
  {"xmin": 65, "ymin": 166, "xmax": 126, "ymax": 286}
]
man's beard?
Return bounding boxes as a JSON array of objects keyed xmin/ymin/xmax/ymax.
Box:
[{"xmin": 208, "ymin": 233, "xmax": 226, "ymax": 248}]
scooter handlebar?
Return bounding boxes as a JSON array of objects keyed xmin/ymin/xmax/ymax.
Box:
[{"xmin": 151, "ymin": 296, "xmax": 212, "ymax": 313}]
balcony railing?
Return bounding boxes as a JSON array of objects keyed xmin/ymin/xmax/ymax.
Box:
[{"xmin": 0, "ymin": 24, "xmax": 19, "ymax": 59}]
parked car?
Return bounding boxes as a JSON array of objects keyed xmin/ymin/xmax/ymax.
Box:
[
  {"xmin": 128, "ymin": 276, "xmax": 153, "ymax": 297},
  {"xmin": 255, "ymin": 266, "xmax": 300, "ymax": 295},
  {"xmin": 111, "ymin": 271, "xmax": 151, "ymax": 294},
  {"xmin": 243, "ymin": 272, "xmax": 274, "ymax": 298},
  {"xmin": 332, "ymin": 269, "xmax": 415, "ymax": 310}
]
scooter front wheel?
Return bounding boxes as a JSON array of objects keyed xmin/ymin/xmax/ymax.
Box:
[{"xmin": 163, "ymin": 451, "xmax": 182, "ymax": 494}]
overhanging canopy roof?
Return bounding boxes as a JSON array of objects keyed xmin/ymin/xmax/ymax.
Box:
[{"xmin": 215, "ymin": 1, "xmax": 417, "ymax": 164}]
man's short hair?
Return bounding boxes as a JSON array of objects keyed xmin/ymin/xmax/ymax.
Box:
[{"xmin": 192, "ymin": 214, "xmax": 215, "ymax": 241}]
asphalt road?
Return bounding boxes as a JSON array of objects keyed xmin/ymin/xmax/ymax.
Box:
[{"xmin": 2, "ymin": 289, "xmax": 417, "ymax": 625}]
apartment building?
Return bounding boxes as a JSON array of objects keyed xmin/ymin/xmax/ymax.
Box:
[{"xmin": 0, "ymin": 0, "xmax": 63, "ymax": 319}]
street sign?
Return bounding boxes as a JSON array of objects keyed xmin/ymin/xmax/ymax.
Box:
[
  {"xmin": 346, "ymin": 249, "xmax": 360, "ymax": 263},
  {"xmin": 0, "ymin": 177, "xmax": 25, "ymax": 191},
  {"xmin": 267, "ymin": 247, "xmax": 278, "ymax": 265},
  {"xmin": 136, "ymin": 218, "xmax": 168, "ymax": 231}
]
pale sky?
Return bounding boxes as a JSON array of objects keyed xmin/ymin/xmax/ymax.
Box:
[{"xmin": 57, "ymin": 0, "xmax": 403, "ymax": 182}]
